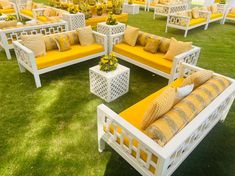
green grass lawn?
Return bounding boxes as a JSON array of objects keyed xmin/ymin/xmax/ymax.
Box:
[{"xmin": 0, "ymin": 9, "xmax": 235, "ymax": 176}]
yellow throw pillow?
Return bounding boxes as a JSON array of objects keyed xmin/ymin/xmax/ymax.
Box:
[
  {"xmin": 164, "ymin": 38, "xmax": 192, "ymax": 61},
  {"xmin": 54, "ymin": 35, "xmax": 71, "ymax": 52},
  {"xmin": 0, "ymin": 20, "xmax": 17, "ymax": 29},
  {"xmin": 159, "ymin": 38, "xmax": 170, "ymax": 53},
  {"xmin": 77, "ymin": 26, "xmax": 95, "ymax": 46},
  {"xmin": 192, "ymin": 7, "xmax": 199, "ymax": 19},
  {"xmin": 124, "ymin": 25, "xmax": 139, "ymax": 46},
  {"xmin": 143, "ymin": 37, "xmax": 161, "ymax": 54},
  {"xmin": 159, "ymin": 0, "xmax": 169, "ymax": 4},
  {"xmin": 65, "ymin": 31, "xmax": 79, "ymax": 45},
  {"xmin": 230, "ymin": 7, "xmax": 235, "ymax": 14},
  {"xmin": 43, "ymin": 35, "xmax": 58, "ymax": 51},
  {"xmin": 211, "ymin": 4, "xmax": 218, "ymax": 14},
  {"xmin": 181, "ymin": 70, "xmax": 214, "ymax": 87},
  {"xmin": 141, "ymin": 86, "xmax": 176, "ymax": 130},
  {"xmin": 43, "ymin": 8, "xmax": 57, "ymax": 17},
  {"xmin": 21, "ymin": 34, "xmax": 46, "ymax": 57},
  {"xmin": 136, "ymin": 32, "xmax": 149, "ymax": 46},
  {"xmin": 0, "ymin": 0, "xmax": 12, "ymax": 9}
]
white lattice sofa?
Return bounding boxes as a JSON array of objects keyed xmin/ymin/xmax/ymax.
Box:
[
  {"xmin": 165, "ymin": 9, "xmax": 210, "ymax": 37},
  {"xmin": 97, "ymin": 62, "xmax": 235, "ymax": 176},
  {"xmin": 110, "ymin": 32, "xmax": 201, "ymax": 83},
  {"xmin": 0, "ymin": 0, "xmax": 19, "ymax": 19},
  {"xmin": 153, "ymin": 0, "xmax": 188, "ymax": 19},
  {"xmin": 222, "ymin": 6, "xmax": 235, "ymax": 24},
  {"xmin": 13, "ymin": 30, "xmax": 107, "ymax": 88},
  {"xmin": 207, "ymin": 3, "xmax": 227, "ymax": 25},
  {"xmin": 0, "ymin": 20, "xmax": 68, "ymax": 59}
]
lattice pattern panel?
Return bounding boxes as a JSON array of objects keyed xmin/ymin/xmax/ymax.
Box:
[
  {"xmin": 89, "ymin": 66, "xmax": 129, "ymax": 102},
  {"xmin": 169, "ymin": 4, "xmax": 188, "ymax": 14},
  {"xmin": 156, "ymin": 6, "xmax": 169, "ymax": 15},
  {"xmin": 62, "ymin": 13, "xmax": 85, "ymax": 30},
  {"xmin": 166, "ymin": 96, "xmax": 234, "ymax": 175},
  {"xmin": 5, "ymin": 25, "xmax": 66, "ymax": 44},
  {"xmin": 103, "ymin": 116, "xmax": 159, "ymax": 176},
  {"xmin": 168, "ymin": 15, "xmax": 189, "ymax": 26},
  {"xmin": 14, "ymin": 45, "xmax": 32, "ymax": 69},
  {"xmin": 97, "ymin": 23, "xmax": 125, "ymax": 36}
]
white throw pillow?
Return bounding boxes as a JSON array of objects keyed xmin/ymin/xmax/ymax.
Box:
[{"xmin": 174, "ymin": 84, "xmax": 194, "ymax": 104}]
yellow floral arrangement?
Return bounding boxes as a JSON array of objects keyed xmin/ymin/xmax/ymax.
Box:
[
  {"xmin": 67, "ymin": 4, "xmax": 79, "ymax": 14},
  {"xmin": 128, "ymin": 0, "xmax": 133, "ymax": 4},
  {"xmin": 99, "ymin": 53, "xmax": 118, "ymax": 72},
  {"xmin": 5, "ymin": 15, "xmax": 16, "ymax": 21},
  {"xmin": 96, "ymin": 3, "xmax": 105, "ymax": 15},
  {"xmin": 80, "ymin": 2, "xmax": 92, "ymax": 19},
  {"xmin": 106, "ymin": 12, "xmax": 117, "ymax": 25}
]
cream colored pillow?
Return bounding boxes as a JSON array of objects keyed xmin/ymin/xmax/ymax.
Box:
[
  {"xmin": 192, "ymin": 7, "xmax": 199, "ymax": 19},
  {"xmin": 181, "ymin": 70, "xmax": 214, "ymax": 88},
  {"xmin": 0, "ymin": 0, "xmax": 12, "ymax": 9},
  {"xmin": 141, "ymin": 86, "xmax": 176, "ymax": 130},
  {"xmin": 211, "ymin": 4, "xmax": 218, "ymax": 14},
  {"xmin": 164, "ymin": 38, "xmax": 192, "ymax": 61},
  {"xmin": 159, "ymin": 0, "xmax": 169, "ymax": 4},
  {"xmin": 0, "ymin": 20, "xmax": 17, "ymax": 29},
  {"xmin": 77, "ymin": 26, "xmax": 95, "ymax": 46},
  {"xmin": 21, "ymin": 34, "xmax": 46, "ymax": 57},
  {"xmin": 26, "ymin": 0, "xmax": 32, "ymax": 10},
  {"xmin": 124, "ymin": 25, "xmax": 139, "ymax": 46},
  {"xmin": 159, "ymin": 38, "xmax": 170, "ymax": 53},
  {"xmin": 230, "ymin": 7, "xmax": 235, "ymax": 14}
]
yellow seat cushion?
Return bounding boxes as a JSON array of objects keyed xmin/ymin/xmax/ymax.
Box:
[
  {"xmin": 37, "ymin": 16, "xmax": 49, "ymax": 22},
  {"xmin": 227, "ymin": 13, "xmax": 235, "ymax": 18},
  {"xmin": 189, "ymin": 17, "xmax": 206, "ymax": 26},
  {"xmin": 36, "ymin": 44, "xmax": 104, "ymax": 69},
  {"xmin": 119, "ymin": 78, "xmax": 184, "ymax": 130},
  {"xmin": 210, "ymin": 13, "xmax": 223, "ymax": 20},
  {"xmin": 0, "ymin": 8, "xmax": 14, "ymax": 14},
  {"xmin": 113, "ymin": 43, "xmax": 172, "ymax": 74},
  {"xmin": 134, "ymin": 1, "xmax": 146, "ymax": 5},
  {"xmin": 20, "ymin": 9, "xmax": 33, "ymax": 17}
]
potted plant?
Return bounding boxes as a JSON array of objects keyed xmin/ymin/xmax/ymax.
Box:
[
  {"xmin": 128, "ymin": 0, "xmax": 133, "ymax": 4},
  {"xmin": 112, "ymin": 0, "xmax": 122, "ymax": 15},
  {"xmin": 106, "ymin": 12, "xmax": 117, "ymax": 25},
  {"xmin": 99, "ymin": 53, "xmax": 118, "ymax": 72},
  {"xmin": 80, "ymin": 3, "xmax": 92, "ymax": 19},
  {"xmin": 96, "ymin": 3, "xmax": 104, "ymax": 16},
  {"xmin": 67, "ymin": 4, "xmax": 79, "ymax": 14}
]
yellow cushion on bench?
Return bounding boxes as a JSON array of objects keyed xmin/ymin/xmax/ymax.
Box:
[
  {"xmin": 113, "ymin": 43, "xmax": 172, "ymax": 74},
  {"xmin": 227, "ymin": 13, "xmax": 235, "ymax": 18},
  {"xmin": 37, "ymin": 16, "xmax": 49, "ymax": 22},
  {"xmin": 20, "ymin": 9, "xmax": 33, "ymax": 17},
  {"xmin": 189, "ymin": 17, "xmax": 206, "ymax": 26},
  {"xmin": 119, "ymin": 78, "xmax": 184, "ymax": 130},
  {"xmin": 210, "ymin": 13, "xmax": 223, "ymax": 20},
  {"xmin": 36, "ymin": 44, "xmax": 104, "ymax": 69},
  {"xmin": 145, "ymin": 76, "xmax": 231, "ymax": 146},
  {"xmin": 0, "ymin": 8, "xmax": 14, "ymax": 14}
]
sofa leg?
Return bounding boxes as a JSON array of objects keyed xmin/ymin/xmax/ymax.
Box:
[
  {"xmin": 18, "ymin": 63, "xmax": 26, "ymax": 73},
  {"xmin": 204, "ymin": 24, "xmax": 208, "ymax": 30},
  {"xmin": 98, "ymin": 138, "xmax": 105, "ymax": 153},
  {"xmin": 165, "ymin": 26, "xmax": 168, "ymax": 33},
  {"xmin": 34, "ymin": 74, "xmax": 42, "ymax": 88},
  {"xmin": 184, "ymin": 30, "xmax": 188, "ymax": 38},
  {"xmin": 5, "ymin": 49, "xmax": 11, "ymax": 60}
]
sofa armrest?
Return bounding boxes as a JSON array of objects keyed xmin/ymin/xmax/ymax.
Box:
[
  {"xmin": 169, "ymin": 46, "xmax": 201, "ymax": 83},
  {"xmin": 13, "ymin": 41, "xmax": 38, "ymax": 73},
  {"xmin": 92, "ymin": 31, "xmax": 108, "ymax": 54},
  {"xmin": 109, "ymin": 32, "xmax": 124, "ymax": 52},
  {"xmin": 167, "ymin": 14, "xmax": 191, "ymax": 27}
]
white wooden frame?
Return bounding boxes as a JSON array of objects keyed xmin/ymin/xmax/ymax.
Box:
[
  {"xmin": 13, "ymin": 31, "xmax": 107, "ymax": 88},
  {"xmin": 109, "ymin": 32, "xmax": 201, "ymax": 84},
  {"xmin": 0, "ymin": 20, "xmax": 68, "ymax": 59},
  {"xmin": 222, "ymin": 6, "xmax": 235, "ymax": 24},
  {"xmin": 97, "ymin": 62, "xmax": 235, "ymax": 176},
  {"xmin": 152, "ymin": 1, "xmax": 188, "ymax": 19},
  {"xmin": 165, "ymin": 10, "xmax": 210, "ymax": 37}
]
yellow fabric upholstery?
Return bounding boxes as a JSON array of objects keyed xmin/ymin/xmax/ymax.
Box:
[
  {"xmin": 134, "ymin": 1, "xmax": 146, "ymax": 5},
  {"xmin": 144, "ymin": 37, "xmax": 161, "ymax": 54},
  {"xmin": 20, "ymin": 9, "xmax": 33, "ymax": 17},
  {"xmin": 210, "ymin": 13, "xmax": 223, "ymax": 20},
  {"xmin": 54, "ymin": 35, "xmax": 71, "ymax": 52},
  {"xmin": 113, "ymin": 43, "xmax": 172, "ymax": 74},
  {"xmin": 119, "ymin": 78, "xmax": 184, "ymax": 130},
  {"xmin": 227, "ymin": 13, "xmax": 235, "ymax": 18},
  {"xmin": 0, "ymin": 8, "xmax": 14, "ymax": 14},
  {"xmin": 37, "ymin": 16, "xmax": 49, "ymax": 22},
  {"xmin": 145, "ymin": 76, "xmax": 231, "ymax": 146},
  {"xmin": 190, "ymin": 18, "xmax": 206, "ymax": 26},
  {"xmin": 36, "ymin": 44, "xmax": 104, "ymax": 69},
  {"xmin": 86, "ymin": 13, "xmax": 128, "ymax": 27}
]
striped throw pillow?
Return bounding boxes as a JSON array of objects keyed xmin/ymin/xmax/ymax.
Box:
[{"xmin": 146, "ymin": 76, "xmax": 231, "ymax": 146}]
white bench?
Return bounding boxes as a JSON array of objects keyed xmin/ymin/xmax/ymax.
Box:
[{"xmin": 97, "ymin": 62, "xmax": 235, "ymax": 176}]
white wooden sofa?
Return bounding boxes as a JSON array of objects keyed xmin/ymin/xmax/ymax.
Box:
[
  {"xmin": 13, "ymin": 31, "xmax": 107, "ymax": 88},
  {"xmin": 222, "ymin": 6, "xmax": 235, "ymax": 24},
  {"xmin": 110, "ymin": 32, "xmax": 201, "ymax": 83},
  {"xmin": 97, "ymin": 62, "xmax": 235, "ymax": 176},
  {"xmin": 207, "ymin": 3, "xmax": 227, "ymax": 25},
  {"xmin": 0, "ymin": 0, "xmax": 19, "ymax": 19},
  {"xmin": 153, "ymin": 0, "xmax": 188, "ymax": 19},
  {"xmin": 165, "ymin": 10, "xmax": 210, "ymax": 37},
  {"xmin": 0, "ymin": 20, "xmax": 68, "ymax": 59}
]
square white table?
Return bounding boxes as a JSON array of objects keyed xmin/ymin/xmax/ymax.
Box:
[
  {"xmin": 89, "ymin": 64, "xmax": 130, "ymax": 102},
  {"xmin": 122, "ymin": 3, "xmax": 140, "ymax": 14}
]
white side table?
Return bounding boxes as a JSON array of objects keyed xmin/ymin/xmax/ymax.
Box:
[
  {"xmin": 97, "ymin": 22, "xmax": 126, "ymax": 52},
  {"xmin": 122, "ymin": 3, "xmax": 140, "ymax": 14},
  {"xmin": 89, "ymin": 64, "xmax": 130, "ymax": 102},
  {"xmin": 0, "ymin": 14, "xmax": 7, "ymax": 21}
]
